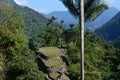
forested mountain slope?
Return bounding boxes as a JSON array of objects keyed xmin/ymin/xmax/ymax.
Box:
[
  {"xmin": 95, "ymin": 12, "xmax": 120, "ymax": 41},
  {"xmin": 44, "ymin": 7, "xmax": 119, "ymax": 31},
  {"xmin": 1, "ymin": 0, "xmax": 120, "ymax": 80},
  {"xmin": 0, "ymin": 0, "xmax": 49, "ymax": 43},
  {"xmin": 62, "ymin": 28, "xmax": 120, "ymax": 80},
  {"xmin": 0, "ymin": 2, "xmax": 45, "ymax": 80},
  {"xmin": 86, "ymin": 7, "xmax": 119, "ymax": 31},
  {"xmin": 44, "ymin": 11, "xmax": 78, "ymax": 25}
]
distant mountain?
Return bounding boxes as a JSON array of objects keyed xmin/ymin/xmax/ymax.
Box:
[
  {"xmin": 86, "ymin": 7, "xmax": 119, "ymax": 31},
  {"xmin": 0, "ymin": 0, "xmax": 49, "ymax": 42},
  {"xmin": 44, "ymin": 11, "xmax": 78, "ymax": 25},
  {"xmin": 45, "ymin": 7, "xmax": 119, "ymax": 31},
  {"xmin": 95, "ymin": 12, "xmax": 120, "ymax": 41}
]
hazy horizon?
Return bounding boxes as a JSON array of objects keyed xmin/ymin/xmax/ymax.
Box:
[{"xmin": 14, "ymin": 0, "xmax": 120, "ymax": 14}]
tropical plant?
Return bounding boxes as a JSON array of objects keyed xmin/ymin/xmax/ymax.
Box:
[
  {"xmin": 59, "ymin": 20, "xmax": 64, "ymax": 48},
  {"xmin": 38, "ymin": 27, "xmax": 60, "ymax": 47},
  {"xmin": 60, "ymin": 0, "xmax": 108, "ymax": 80},
  {"xmin": 47, "ymin": 16, "xmax": 57, "ymax": 28}
]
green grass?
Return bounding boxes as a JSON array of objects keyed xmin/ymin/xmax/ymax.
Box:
[
  {"xmin": 45, "ymin": 60, "xmax": 63, "ymax": 67},
  {"xmin": 40, "ymin": 47, "xmax": 60, "ymax": 58},
  {"xmin": 49, "ymin": 72, "xmax": 60, "ymax": 78}
]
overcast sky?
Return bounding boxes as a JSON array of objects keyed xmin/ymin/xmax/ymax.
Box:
[{"xmin": 14, "ymin": 0, "xmax": 120, "ymax": 14}]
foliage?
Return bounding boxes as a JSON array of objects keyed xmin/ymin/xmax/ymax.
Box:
[
  {"xmin": 0, "ymin": 0, "xmax": 50, "ymax": 50},
  {"xmin": 65, "ymin": 28, "xmax": 117, "ymax": 80},
  {"xmin": 0, "ymin": 2, "xmax": 45, "ymax": 80},
  {"xmin": 95, "ymin": 12, "xmax": 120, "ymax": 48},
  {"xmin": 38, "ymin": 27, "xmax": 60, "ymax": 47},
  {"xmin": 6, "ymin": 50, "xmax": 45, "ymax": 80},
  {"xmin": 68, "ymin": 63, "xmax": 80, "ymax": 80},
  {"xmin": 1, "ymin": 1, "xmax": 120, "ymax": 80},
  {"xmin": 0, "ymin": 2, "xmax": 26, "ymax": 60},
  {"xmin": 66, "ymin": 43, "xmax": 79, "ymax": 63},
  {"xmin": 95, "ymin": 12, "xmax": 120, "ymax": 41},
  {"xmin": 63, "ymin": 26, "xmax": 79, "ymax": 45}
]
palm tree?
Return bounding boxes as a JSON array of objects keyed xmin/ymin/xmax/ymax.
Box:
[
  {"xmin": 60, "ymin": 0, "xmax": 108, "ymax": 80},
  {"xmin": 59, "ymin": 20, "xmax": 64, "ymax": 48},
  {"xmin": 80, "ymin": 0, "xmax": 84, "ymax": 80},
  {"xmin": 69, "ymin": 23, "xmax": 75, "ymax": 29},
  {"xmin": 60, "ymin": 20, "xmax": 64, "ymax": 26},
  {"xmin": 47, "ymin": 16, "xmax": 57, "ymax": 28}
]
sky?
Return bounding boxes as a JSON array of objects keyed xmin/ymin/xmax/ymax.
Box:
[{"xmin": 14, "ymin": 0, "xmax": 120, "ymax": 14}]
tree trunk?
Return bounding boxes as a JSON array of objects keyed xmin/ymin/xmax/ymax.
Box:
[{"xmin": 79, "ymin": 0, "xmax": 84, "ymax": 80}]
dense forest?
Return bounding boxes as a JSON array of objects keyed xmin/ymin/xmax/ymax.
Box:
[
  {"xmin": 95, "ymin": 12, "xmax": 120, "ymax": 48},
  {"xmin": 0, "ymin": 2, "xmax": 45, "ymax": 80},
  {"xmin": 0, "ymin": 0, "xmax": 120, "ymax": 80}
]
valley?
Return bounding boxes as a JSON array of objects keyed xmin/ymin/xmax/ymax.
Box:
[{"xmin": 0, "ymin": 0, "xmax": 120, "ymax": 80}]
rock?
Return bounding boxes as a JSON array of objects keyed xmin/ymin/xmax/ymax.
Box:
[
  {"xmin": 0, "ymin": 66, "xmax": 3, "ymax": 72},
  {"xmin": 36, "ymin": 47, "xmax": 70, "ymax": 80},
  {"xmin": 58, "ymin": 73, "xmax": 70, "ymax": 80},
  {"xmin": 0, "ymin": 66, "xmax": 5, "ymax": 80}
]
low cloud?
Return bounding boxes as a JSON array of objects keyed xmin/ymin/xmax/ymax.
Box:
[
  {"xmin": 38, "ymin": 9, "xmax": 47, "ymax": 13},
  {"xmin": 33, "ymin": 8, "xmax": 47, "ymax": 13},
  {"xmin": 14, "ymin": 0, "xmax": 27, "ymax": 6}
]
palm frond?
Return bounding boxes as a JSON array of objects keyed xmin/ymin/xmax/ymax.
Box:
[
  {"xmin": 85, "ymin": 3, "xmax": 108, "ymax": 21},
  {"xmin": 60, "ymin": 0, "xmax": 108, "ymax": 21},
  {"xmin": 84, "ymin": 0, "xmax": 96, "ymax": 15},
  {"xmin": 60, "ymin": 0, "xmax": 79, "ymax": 17}
]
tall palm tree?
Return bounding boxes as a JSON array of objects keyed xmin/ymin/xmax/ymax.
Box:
[
  {"xmin": 47, "ymin": 16, "xmax": 57, "ymax": 28},
  {"xmin": 60, "ymin": 0, "xmax": 108, "ymax": 80},
  {"xmin": 80, "ymin": 0, "xmax": 84, "ymax": 80},
  {"xmin": 69, "ymin": 23, "xmax": 74, "ymax": 29},
  {"xmin": 59, "ymin": 20, "xmax": 64, "ymax": 48}
]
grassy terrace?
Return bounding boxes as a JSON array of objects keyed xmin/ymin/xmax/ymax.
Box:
[
  {"xmin": 45, "ymin": 60, "xmax": 63, "ymax": 67},
  {"xmin": 49, "ymin": 72, "xmax": 60, "ymax": 79},
  {"xmin": 40, "ymin": 47, "xmax": 64, "ymax": 67},
  {"xmin": 40, "ymin": 47, "xmax": 60, "ymax": 58}
]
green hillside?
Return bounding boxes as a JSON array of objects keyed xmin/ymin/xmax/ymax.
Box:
[
  {"xmin": 95, "ymin": 12, "xmax": 120, "ymax": 41},
  {"xmin": 64, "ymin": 29, "xmax": 120, "ymax": 80},
  {"xmin": 95, "ymin": 12, "xmax": 120, "ymax": 48},
  {"xmin": 15, "ymin": 6, "xmax": 48, "ymax": 40},
  {"xmin": 0, "ymin": 0, "xmax": 120, "ymax": 80},
  {"xmin": 0, "ymin": 2, "xmax": 45, "ymax": 80},
  {"xmin": 0, "ymin": 0, "xmax": 49, "ymax": 46}
]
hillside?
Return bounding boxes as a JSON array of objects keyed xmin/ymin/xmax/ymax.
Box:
[
  {"xmin": 62, "ymin": 29, "xmax": 119, "ymax": 80},
  {"xmin": 1, "ymin": 0, "xmax": 120, "ymax": 80},
  {"xmin": 0, "ymin": 0, "xmax": 49, "ymax": 43},
  {"xmin": 44, "ymin": 7, "xmax": 119, "ymax": 31},
  {"xmin": 44, "ymin": 11, "xmax": 78, "ymax": 25},
  {"xmin": 95, "ymin": 12, "xmax": 120, "ymax": 41},
  {"xmin": 86, "ymin": 7, "xmax": 119, "ymax": 31},
  {"xmin": 0, "ymin": 2, "xmax": 45, "ymax": 80}
]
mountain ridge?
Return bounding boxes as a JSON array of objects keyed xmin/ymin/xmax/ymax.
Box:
[
  {"xmin": 86, "ymin": 7, "xmax": 119, "ymax": 31},
  {"xmin": 95, "ymin": 12, "xmax": 120, "ymax": 41},
  {"xmin": 44, "ymin": 11, "xmax": 78, "ymax": 25},
  {"xmin": 44, "ymin": 7, "xmax": 119, "ymax": 31}
]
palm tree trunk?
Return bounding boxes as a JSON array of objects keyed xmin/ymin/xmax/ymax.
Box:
[{"xmin": 79, "ymin": 0, "xmax": 84, "ymax": 80}]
